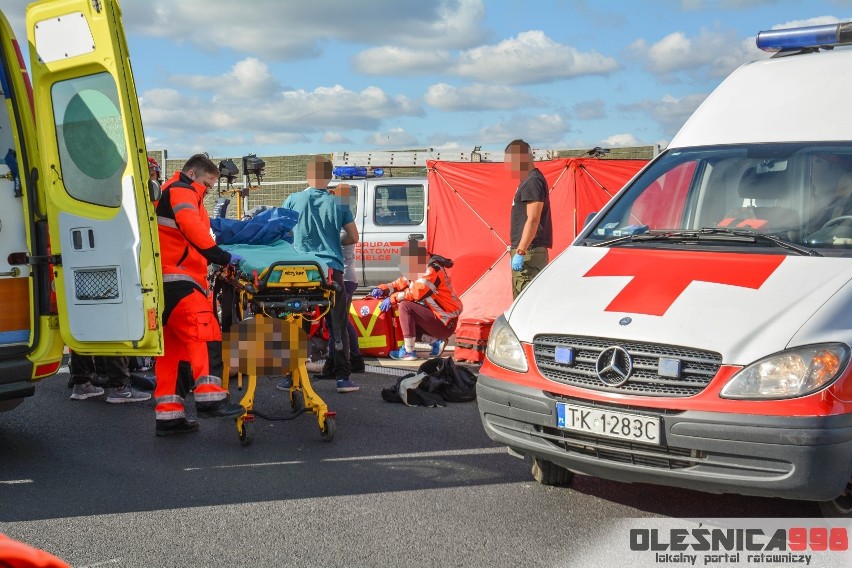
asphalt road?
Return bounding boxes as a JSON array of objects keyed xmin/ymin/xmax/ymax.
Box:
[{"xmin": 0, "ymin": 363, "xmax": 822, "ymax": 568}]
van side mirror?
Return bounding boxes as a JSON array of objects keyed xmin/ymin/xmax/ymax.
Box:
[
  {"xmin": 583, "ymin": 212, "xmax": 597, "ymax": 228},
  {"xmin": 148, "ymin": 179, "xmax": 161, "ymax": 202}
]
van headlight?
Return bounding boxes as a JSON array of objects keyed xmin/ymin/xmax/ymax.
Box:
[
  {"xmin": 486, "ymin": 315, "xmax": 528, "ymax": 373},
  {"xmin": 720, "ymin": 344, "xmax": 850, "ymax": 399}
]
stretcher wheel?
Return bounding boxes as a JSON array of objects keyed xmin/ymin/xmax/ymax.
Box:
[
  {"xmin": 290, "ymin": 389, "xmax": 304, "ymax": 411},
  {"xmin": 320, "ymin": 416, "xmax": 335, "ymax": 442},
  {"xmin": 238, "ymin": 421, "xmax": 253, "ymax": 446}
]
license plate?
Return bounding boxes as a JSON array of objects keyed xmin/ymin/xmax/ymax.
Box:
[{"xmin": 556, "ymin": 402, "xmax": 661, "ymax": 446}]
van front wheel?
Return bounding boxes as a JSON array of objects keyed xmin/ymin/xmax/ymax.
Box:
[
  {"xmin": 531, "ymin": 457, "xmax": 574, "ymax": 486},
  {"xmin": 818, "ymin": 480, "xmax": 852, "ymax": 518}
]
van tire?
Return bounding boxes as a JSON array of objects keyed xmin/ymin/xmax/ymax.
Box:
[
  {"xmin": 818, "ymin": 480, "xmax": 852, "ymax": 518},
  {"xmin": 531, "ymin": 457, "xmax": 574, "ymax": 486}
]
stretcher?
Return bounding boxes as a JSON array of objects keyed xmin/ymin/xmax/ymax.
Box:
[{"xmin": 211, "ymin": 250, "xmax": 338, "ymax": 446}]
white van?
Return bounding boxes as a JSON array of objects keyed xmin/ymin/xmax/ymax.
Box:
[
  {"xmin": 329, "ymin": 175, "xmax": 428, "ymax": 287},
  {"xmin": 477, "ymin": 22, "xmax": 852, "ymax": 517},
  {"xmin": 0, "ymin": 0, "xmax": 162, "ymax": 411}
]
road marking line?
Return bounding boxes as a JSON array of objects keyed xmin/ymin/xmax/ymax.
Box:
[
  {"xmin": 184, "ymin": 446, "xmax": 506, "ymax": 472},
  {"xmin": 0, "ymin": 479, "xmax": 33, "ymax": 484}
]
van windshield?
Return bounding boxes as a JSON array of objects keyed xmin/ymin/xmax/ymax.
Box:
[{"xmin": 581, "ymin": 143, "xmax": 852, "ymax": 255}]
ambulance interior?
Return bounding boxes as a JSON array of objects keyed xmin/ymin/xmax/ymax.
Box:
[
  {"xmin": 584, "ymin": 144, "xmax": 852, "ymax": 253},
  {"xmin": 0, "ymin": 62, "xmax": 33, "ymax": 351}
]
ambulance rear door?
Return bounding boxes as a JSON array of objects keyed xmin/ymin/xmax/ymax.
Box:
[{"xmin": 26, "ymin": 0, "xmax": 163, "ymax": 355}]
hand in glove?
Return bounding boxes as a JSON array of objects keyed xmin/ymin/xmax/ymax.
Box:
[
  {"xmin": 229, "ymin": 253, "xmax": 244, "ymax": 265},
  {"xmin": 370, "ymin": 287, "xmax": 385, "ymax": 298},
  {"xmin": 511, "ymin": 253, "xmax": 525, "ymax": 271},
  {"xmin": 379, "ymin": 297, "xmax": 392, "ymax": 312}
]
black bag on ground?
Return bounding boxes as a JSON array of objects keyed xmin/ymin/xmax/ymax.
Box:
[
  {"xmin": 417, "ymin": 356, "xmax": 477, "ymax": 402},
  {"xmin": 380, "ymin": 356, "xmax": 477, "ymax": 406}
]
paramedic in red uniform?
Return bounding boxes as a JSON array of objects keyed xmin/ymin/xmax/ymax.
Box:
[
  {"xmin": 153, "ymin": 154, "xmax": 245, "ymax": 437},
  {"xmin": 506, "ymin": 139, "xmax": 552, "ymax": 298},
  {"xmin": 372, "ymin": 242, "xmax": 463, "ymax": 361}
]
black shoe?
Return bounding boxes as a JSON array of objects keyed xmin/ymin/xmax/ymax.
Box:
[
  {"xmin": 196, "ymin": 397, "xmax": 246, "ymax": 419},
  {"xmin": 311, "ymin": 370, "xmax": 337, "ymax": 381},
  {"xmin": 350, "ymin": 355, "xmax": 366, "ymax": 374},
  {"xmin": 156, "ymin": 418, "xmax": 200, "ymax": 437}
]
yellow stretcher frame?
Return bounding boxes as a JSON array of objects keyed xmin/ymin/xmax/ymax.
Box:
[{"xmin": 213, "ymin": 260, "xmax": 338, "ymax": 445}]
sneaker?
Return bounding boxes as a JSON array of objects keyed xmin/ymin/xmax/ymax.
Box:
[
  {"xmin": 70, "ymin": 382, "xmax": 104, "ymax": 400},
  {"xmin": 350, "ymin": 354, "xmax": 366, "ymax": 373},
  {"xmin": 430, "ymin": 339, "xmax": 447, "ymax": 357},
  {"xmin": 155, "ymin": 418, "xmax": 199, "ymax": 437},
  {"xmin": 196, "ymin": 396, "xmax": 246, "ymax": 419},
  {"xmin": 389, "ymin": 347, "xmax": 417, "ymax": 361},
  {"xmin": 106, "ymin": 385, "xmax": 152, "ymax": 403},
  {"xmin": 336, "ymin": 378, "xmax": 360, "ymax": 393},
  {"xmin": 275, "ymin": 374, "xmax": 293, "ymax": 391}
]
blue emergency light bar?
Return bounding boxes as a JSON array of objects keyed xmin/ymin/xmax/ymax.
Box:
[
  {"xmin": 757, "ymin": 21, "xmax": 852, "ymax": 52},
  {"xmin": 332, "ymin": 165, "xmax": 384, "ymax": 179}
]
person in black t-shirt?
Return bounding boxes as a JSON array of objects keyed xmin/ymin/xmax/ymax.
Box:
[{"xmin": 506, "ymin": 139, "xmax": 552, "ymax": 298}]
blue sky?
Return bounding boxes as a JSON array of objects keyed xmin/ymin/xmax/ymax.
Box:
[{"xmin": 7, "ymin": 0, "xmax": 852, "ymax": 158}]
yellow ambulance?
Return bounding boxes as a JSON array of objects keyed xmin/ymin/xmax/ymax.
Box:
[{"xmin": 0, "ymin": 0, "xmax": 162, "ymax": 411}]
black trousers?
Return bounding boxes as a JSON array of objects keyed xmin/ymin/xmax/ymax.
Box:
[
  {"xmin": 327, "ymin": 270, "xmax": 351, "ymax": 379},
  {"xmin": 70, "ymin": 352, "xmax": 130, "ymax": 388}
]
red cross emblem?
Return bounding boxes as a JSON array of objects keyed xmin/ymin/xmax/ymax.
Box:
[{"xmin": 584, "ymin": 249, "xmax": 785, "ymax": 316}]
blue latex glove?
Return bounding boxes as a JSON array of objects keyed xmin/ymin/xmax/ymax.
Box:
[
  {"xmin": 370, "ymin": 287, "xmax": 384, "ymax": 298},
  {"xmin": 379, "ymin": 297, "xmax": 392, "ymax": 312},
  {"xmin": 229, "ymin": 253, "xmax": 244, "ymax": 265},
  {"xmin": 511, "ymin": 253, "xmax": 525, "ymax": 271}
]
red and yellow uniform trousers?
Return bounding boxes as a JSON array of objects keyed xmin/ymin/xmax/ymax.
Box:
[{"xmin": 154, "ymin": 284, "xmax": 229, "ymax": 421}]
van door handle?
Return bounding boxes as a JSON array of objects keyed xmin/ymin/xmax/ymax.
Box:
[
  {"xmin": 408, "ymin": 233, "xmax": 424, "ymax": 240},
  {"xmin": 0, "ymin": 267, "xmax": 21, "ymax": 277}
]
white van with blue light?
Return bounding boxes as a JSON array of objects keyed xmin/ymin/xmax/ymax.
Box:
[{"xmin": 476, "ymin": 22, "xmax": 852, "ymax": 517}]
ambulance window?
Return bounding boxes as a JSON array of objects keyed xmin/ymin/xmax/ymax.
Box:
[
  {"xmin": 374, "ymin": 185, "xmax": 424, "ymax": 226},
  {"xmin": 630, "ymin": 161, "xmax": 695, "ymax": 229},
  {"xmin": 51, "ymin": 72, "xmax": 126, "ymax": 208}
]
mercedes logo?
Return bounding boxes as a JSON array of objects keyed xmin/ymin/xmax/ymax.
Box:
[{"xmin": 595, "ymin": 346, "xmax": 633, "ymax": 387}]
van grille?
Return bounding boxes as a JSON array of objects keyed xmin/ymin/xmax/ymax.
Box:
[
  {"xmin": 533, "ymin": 335, "xmax": 722, "ymax": 397},
  {"xmin": 537, "ymin": 425, "xmax": 701, "ymax": 470}
]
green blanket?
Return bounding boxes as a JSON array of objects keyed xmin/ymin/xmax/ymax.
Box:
[{"xmin": 221, "ymin": 240, "xmax": 328, "ymax": 281}]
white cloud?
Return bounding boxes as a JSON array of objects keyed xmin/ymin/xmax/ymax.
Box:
[
  {"xmin": 454, "ymin": 31, "xmax": 619, "ymax": 85},
  {"xmin": 367, "ymin": 127, "xmax": 419, "ymax": 148},
  {"xmin": 322, "ymin": 132, "xmax": 353, "ymax": 145},
  {"xmin": 122, "ymin": 0, "xmax": 486, "ymax": 60},
  {"xmin": 476, "ymin": 113, "xmax": 571, "ymax": 146},
  {"xmin": 178, "ymin": 58, "xmax": 284, "ymax": 101},
  {"xmin": 601, "ymin": 133, "xmax": 642, "ymax": 147},
  {"xmin": 140, "ymin": 79, "xmax": 422, "ymax": 136},
  {"xmin": 620, "ymin": 93, "xmax": 709, "ymax": 136},
  {"xmin": 424, "ymin": 83, "xmax": 539, "ymax": 111},
  {"xmin": 630, "ymin": 27, "xmax": 765, "ymax": 80},
  {"xmin": 351, "ymin": 47, "xmax": 453, "ymax": 76},
  {"xmin": 771, "ymin": 16, "xmax": 844, "ymax": 29}
]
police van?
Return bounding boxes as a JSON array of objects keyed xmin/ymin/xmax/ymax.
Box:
[
  {"xmin": 0, "ymin": 0, "xmax": 162, "ymax": 411},
  {"xmin": 477, "ymin": 22, "xmax": 852, "ymax": 517}
]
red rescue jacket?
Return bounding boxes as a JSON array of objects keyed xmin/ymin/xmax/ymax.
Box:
[
  {"xmin": 379, "ymin": 264, "xmax": 463, "ymax": 326},
  {"xmin": 156, "ymin": 172, "xmax": 231, "ymax": 291}
]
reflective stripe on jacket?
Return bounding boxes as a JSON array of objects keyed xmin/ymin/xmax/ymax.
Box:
[
  {"xmin": 156, "ymin": 171, "xmax": 231, "ymax": 291},
  {"xmin": 379, "ymin": 265, "xmax": 463, "ymax": 325}
]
